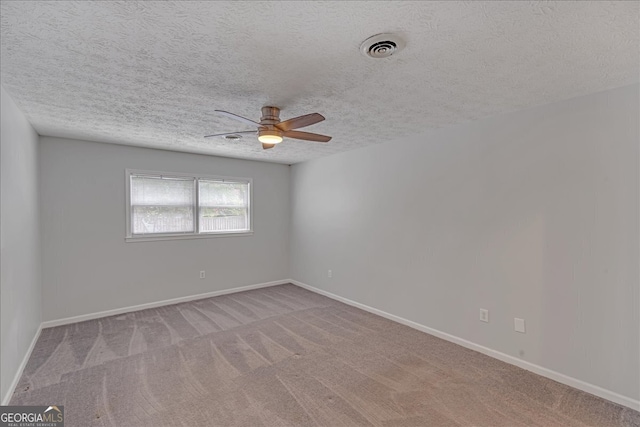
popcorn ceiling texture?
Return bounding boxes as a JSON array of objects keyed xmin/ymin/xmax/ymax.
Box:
[{"xmin": 1, "ymin": 1, "xmax": 638, "ymax": 164}]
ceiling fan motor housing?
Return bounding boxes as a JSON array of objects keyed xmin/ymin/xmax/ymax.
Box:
[
  {"xmin": 259, "ymin": 107, "xmax": 283, "ymax": 143},
  {"xmin": 259, "ymin": 128, "xmax": 283, "ymax": 139},
  {"xmin": 260, "ymin": 106, "xmax": 281, "ymax": 125}
]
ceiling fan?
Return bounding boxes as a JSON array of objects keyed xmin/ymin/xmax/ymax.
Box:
[{"xmin": 205, "ymin": 106, "xmax": 331, "ymax": 149}]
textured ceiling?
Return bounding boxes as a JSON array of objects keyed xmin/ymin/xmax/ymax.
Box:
[{"xmin": 1, "ymin": 1, "xmax": 638, "ymax": 164}]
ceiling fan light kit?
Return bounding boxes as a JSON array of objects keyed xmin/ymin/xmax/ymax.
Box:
[
  {"xmin": 258, "ymin": 129, "xmax": 283, "ymax": 144},
  {"xmin": 206, "ymin": 106, "xmax": 331, "ymax": 150}
]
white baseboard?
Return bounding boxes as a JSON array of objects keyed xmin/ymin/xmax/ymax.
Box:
[
  {"xmin": 2, "ymin": 324, "xmax": 42, "ymax": 405},
  {"xmin": 290, "ymin": 279, "xmax": 640, "ymax": 412},
  {"xmin": 41, "ymin": 280, "xmax": 289, "ymax": 328}
]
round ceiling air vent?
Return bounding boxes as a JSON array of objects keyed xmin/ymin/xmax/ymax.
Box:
[
  {"xmin": 360, "ymin": 33, "xmax": 405, "ymax": 58},
  {"xmin": 223, "ymin": 134, "xmax": 243, "ymax": 141}
]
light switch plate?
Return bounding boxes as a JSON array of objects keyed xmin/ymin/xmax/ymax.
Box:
[{"xmin": 514, "ymin": 318, "xmax": 526, "ymax": 333}]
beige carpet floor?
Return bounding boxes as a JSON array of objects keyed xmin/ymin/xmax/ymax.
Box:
[{"xmin": 10, "ymin": 284, "xmax": 639, "ymax": 427}]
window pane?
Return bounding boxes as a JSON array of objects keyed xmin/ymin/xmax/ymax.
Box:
[
  {"xmin": 198, "ymin": 180, "xmax": 249, "ymax": 232},
  {"xmin": 131, "ymin": 175, "xmax": 194, "ymax": 234}
]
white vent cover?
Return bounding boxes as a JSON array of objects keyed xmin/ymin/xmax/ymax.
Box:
[{"xmin": 360, "ymin": 33, "xmax": 405, "ymax": 58}]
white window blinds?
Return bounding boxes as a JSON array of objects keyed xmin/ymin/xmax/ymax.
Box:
[
  {"xmin": 130, "ymin": 175, "xmax": 195, "ymax": 235},
  {"xmin": 127, "ymin": 170, "xmax": 252, "ymax": 239},
  {"xmin": 198, "ymin": 180, "xmax": 250, "ymax": 232}
]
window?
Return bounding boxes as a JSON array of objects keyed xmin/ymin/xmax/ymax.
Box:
[{"xmin": 126, "ymin": 169, "xmax": 251, "ymax": 241}]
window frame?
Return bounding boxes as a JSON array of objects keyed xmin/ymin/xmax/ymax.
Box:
[{"xmin": 125, "ymin": 168, "xmax": 253, "ymax": 242}]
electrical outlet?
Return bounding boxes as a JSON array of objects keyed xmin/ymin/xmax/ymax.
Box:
[
  {"xmin": 514, "ymin": 318, "xmax": 526, "ymax": 333},
  {"xmin": 200, "ymin": 271, "xmax": 206, "ymax": 279},
  {"xmin": 328, "ymin": 270, "xmax": 332, "ymax": 278},
  {"xmin": 479, "ymin": 309, "xmax": 489, "ymax": 323}
]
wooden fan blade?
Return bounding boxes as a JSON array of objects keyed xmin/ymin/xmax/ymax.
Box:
[
  {"xmin": 262, "ymin": 143, "xmax": 276, "ymax": 150},
  {"xmin": 214, "ymin": 110, "xmax": 261, "ymax": 127},
  {"xmin": 283, "ymin": 130, "xmax": 331, "ymax": 142},
  {"xmin": 276, "ymin": 113, "xmax": 325, "ymax": 131},
  {"xmin": 204, "ymin": 131, "xmax": 256, "ymax": 138}
]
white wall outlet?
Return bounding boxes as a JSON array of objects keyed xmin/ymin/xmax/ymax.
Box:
[
  {"xmin": 514, "ymin": 318, "xmax": 526, "ymax": 333},
  {"xmin": 200, "ymin": 271, "xmax": 206, "ymax": 279},
  {"xmin": 328, "ymin": 269, "xmax": 332, "ymax": 278},
  {"xmin": 479, "ymin": 309, "xmax": 489, "ymax": 323}
]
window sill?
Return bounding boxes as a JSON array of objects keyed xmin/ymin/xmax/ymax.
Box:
[{"xmin": 125, "ymin": 231, "xmax": 253, "ymax": 243}]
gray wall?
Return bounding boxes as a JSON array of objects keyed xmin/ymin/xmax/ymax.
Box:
[
  {"xmin": 1, "ymin": 86, "xmax": 42, "ymax": 401},
  {"xmin": 40, "ymin": 137, "xmax": 290, "ymax": 321},
  {"xmin": 290, "ymin": 84, "xmax": 640, "ymax": 400}
]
